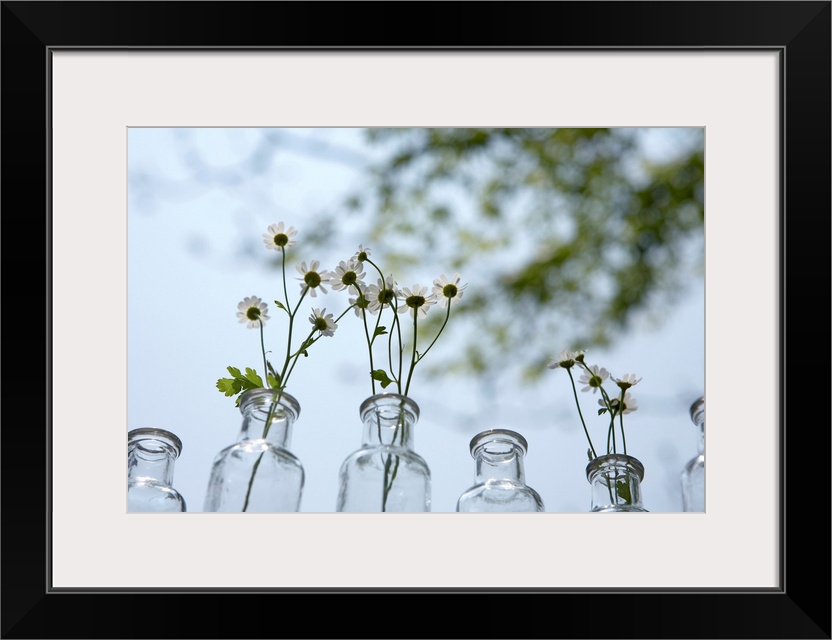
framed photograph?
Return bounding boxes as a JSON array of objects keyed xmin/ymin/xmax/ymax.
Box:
[{"xmin": 4, "ymin": 1, "xmax": 829, "ymax": 638}]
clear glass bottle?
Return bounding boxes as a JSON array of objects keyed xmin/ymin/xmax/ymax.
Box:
[
  {"xmin": 456, "ymin": 428, "xmax": 545, "ymax": 512},
  {"xmin": 586, "ymin": 453, "xmax": 648, "ymax": 512},
  {"xmin": 336, "ymin": 393, "xmax": 431, "ymax": 512},
  {"xmin": 681, "ymin": 395, "xmax": 705, "ymax": 512},
  {"xmin": 127, "ymin": 427, "xmax": 187, "ymax": 512},
  {"xmin": 203, "ymin": 388, "xmax": 303, "ymax": 512}
]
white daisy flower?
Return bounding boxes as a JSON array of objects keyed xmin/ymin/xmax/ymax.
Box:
[
  {"xmin": 349, "ymin": 292, "xmax": 371, "ymax": 318},
  {"xmin": 431, "ymin": 273, "xmax": 468, "ymax": 308},
  {"xmin": 397, "ymin": 284, "xmax": 437, "ymax": 320},
  {"xmin": 262, "ymin": 222, "xmax": 298, "ymax": 251},
  {"xmin": 364, "ymin": 275, "xmax": 398, "ymax": 315},
  {"xmin": 579, "ymin": 364, "xmax": 609, "ymax": 393},
  {"xmin": 296, "ymin": 260, "xmax": 330, "ymax": 298},
  {"xmin": 601, "ymin": 391, "xmax": 638, "ymax": 415},
  {"xmin": 236, "ymin": 295, "xmax": 269, "ymax": 329},
  {"xmin": 547, "ymin": 349, "xmax": 586, "ymax": 370},
  {"xmin": 354, "ymin": 244, "xmax": 371, "ymax": 263},
  {"xmin": 329, "ymin": 259, "xmax": 366, "ymax": 295},
  {"xmin": 612, "ymin": 373, "xmax": 642, "ymax": 390},
  {"xmin": 309, "ymin": 308, "xmax": 337, "ymax": 337}
]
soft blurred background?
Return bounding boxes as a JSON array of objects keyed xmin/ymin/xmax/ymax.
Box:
[{"xmin": 127, "ymin": 127, "xmax": 704, "ymax": 513}]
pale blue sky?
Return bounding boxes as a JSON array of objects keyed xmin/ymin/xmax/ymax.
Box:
[{"xmin": 127, "ymin": 127, "xmax": 705, "ymax": 513}]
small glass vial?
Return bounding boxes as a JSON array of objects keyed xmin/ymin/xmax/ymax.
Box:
[
  {"xmin": 456, "ymin": 429, "xmax": 544, "ymax": 512},
  {"xmin": 680, "ymin": 395, "xmax": 705, "ymax": 512},
  {"xmin": 586, "ymin": 453, "xmax": 648, "ymax": 512},
  {"xmin": 204, "ymin": 389, "xmax": 304, "ymax": 513},
  {"xmin": 127, "ymin": 427, "xmax": 187, "ymax": 512},
  {"xmin": 336, "ymin": 393, "xmax": 430, "ymax": 512}
]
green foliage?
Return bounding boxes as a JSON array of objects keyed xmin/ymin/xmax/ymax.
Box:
[
  {"xmin": 341, "ymin": 127, "xmax": 704, "ymax": 382},
  {"xmin": 371, "ymin": 369, "xmax": 394, "ymax": 389},
  {"xmin": 216, "ymin": 366, "xmax": 273, "ymax": 406}
]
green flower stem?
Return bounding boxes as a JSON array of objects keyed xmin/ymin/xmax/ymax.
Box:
[
  {"xmin": 567, "ymin": 369, "xmax": 597, "ymax": 459},
  {"xmin": 243, "ymin": 388, "xmax": 282, "ymax": 512},
  {"xmin": 416, "ymin": 302, "xmax": 451, "ymax": 362},
  {"xmin": 280, "ymin": 249, "xmax": 290, "ymax": 309},
  {"xmin": 364, "ymin": 258, "xmax": 386, "ymax": 285},
  {"xmin": 258, "ymin": 319, "xmax": 269, "ymax": 387},
  {"xmin": 385, "ymin": 298, "xmax": 403, "ymax": 394},
  {"xmin": 403, "ymin": 314, "xmax": 419, "ymax": 397},
  {"xmin": 278, "ymin": 287, "xmax": 308, "ymax": 384},
  {"xmin": 360, "ymin": 299, "xmax": 377, "ymax": 395},
  {"xmin": 380, "ymin": 403, "xmax": 405, "ymax": 512},
  {"xmin": 393, "ymin": 300, "xmax": 404, "ymax": 393},
  {"xmin": 282, "ymin": 328, "xmax": 319, "ymax": 383},
  {"xmin": 598, "ymin": 385, "xmax": 617, "ymax": 454},
  {"xmin": 617, "ymin": 392, "xmax": 628, "ymax": 454}
]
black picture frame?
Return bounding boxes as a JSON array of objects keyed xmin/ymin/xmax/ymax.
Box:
[{"xmin": 2, "ymin": 2, "xmax": 829, "ymax": 638}]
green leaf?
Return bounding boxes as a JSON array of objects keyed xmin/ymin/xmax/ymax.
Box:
[
  {"xmin": 373, "ymin": 326, "xmax": 388, "ymax": 338},
  {"xmin": 273, "ymin": 300, "xmax": 289, "ymax": 313},
  {"xmin": 216, "ymin": 377, "xmax": 241, "ymax": 397},
  {"xmin": 266, "ymin": 361, "xmax": 281, "ymax": 385},
  {"xmin": 371, "ymin": 369, "xmax": 394, "ymax": 388},
  {"xmin": 615, "ymin": 480, "xmax": 632, "ymax": 504},
  {"xmin": 267, "ymin": 374, "xmax": 280, "ymax": 388},
  {"xmin": 243, "ymin": 368, "xmax": 264, "ymax": 388},
  {"xmin": 227, "ymin": 365, "xmax": 243, "ymax": 378}
]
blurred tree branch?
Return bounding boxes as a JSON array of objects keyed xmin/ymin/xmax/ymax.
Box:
[{"xmin": 335, "ymin": 128, "xmax": 704, "ymax": 383}]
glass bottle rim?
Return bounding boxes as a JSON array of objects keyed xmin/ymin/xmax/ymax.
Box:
[
  {"xmin": 128, "ymin": 427, "xmax": 183, "ymax": 457},
  {"xmin": 359, "ymin": 392, "xmax": 420, "ymax": 421},
  {"xmin": 585, "ymin": 453, "xmax": 645, "ymax": 480},
  {"xmin": 239, "ymin": 387, "xmax": 301, "ymax": 418},
  {"xmin": 468, "ymin": 428, "xmax": 528, "ymax": 457},
  {"xmin": 689, "ymin": 395, "xmax": 705, "ymax": 425}
]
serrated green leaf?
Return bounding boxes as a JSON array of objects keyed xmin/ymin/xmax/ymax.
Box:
[
  {"xmin": 216, "ymin": 378, "xmax": 240, "ymax": 397},
  {"xmin": 243, "ymin": 368, "xmax": 264, "ymax": 388},
  {"xmin": 227, "ymin": 365, "xmax": 243, "ymax": 378},
  {"xmin": 267, "ymin": 374, "xmax": 280, "ymax": 388}
]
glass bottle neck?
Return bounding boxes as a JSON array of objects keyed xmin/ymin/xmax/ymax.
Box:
[
  {"xmin": 468, "ymin": 429, "xmax": 529, "ymax": 484},
  {"xmin": 128, "ymin": 431, "xmax": 180, "ymax": 486},
  {"xmin": 475, "ymin": 447, "xmax": 526, "ymax": 483},
  {"xmin": 586, "ymin": 454, "xmax": 646, "ymax": 511},
  {"xmin": 237, "ymin": 389, "xmax": 299, "ymax": 449},
  {"xmin": 359, "ymin": 393, "xmax": 418, "ymax": 450}
]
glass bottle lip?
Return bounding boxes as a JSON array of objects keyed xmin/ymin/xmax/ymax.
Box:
[
  {"xmin": 128, "ymin": 427, "xmax": 183, "ymax": 458},
  {"xmin": 689, "ymin": 395, "xmax": 705, "ymax": 425},
  {"xmin": 239, "ymin": 388, "xmax": 301, "ymax": 419},
  {"xmin": 585, "ymin": 453, "xmax": 645, "ymax": 480},
  {"xmin": 359, "ymin": 392, "xmax": 420, "ymax": 421},
  {"xmin": 468, "ymin": 428, "xmax": 528, "ymax": 457}
]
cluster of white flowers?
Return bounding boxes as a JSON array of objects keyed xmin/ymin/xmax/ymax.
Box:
[
  {"xmin": 547, "ymin": 348, "xmax": 641, "ymax": 461},
  {"xmin": 225, "ymin": 222, "xmax": 467, "ymax": 401}
]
